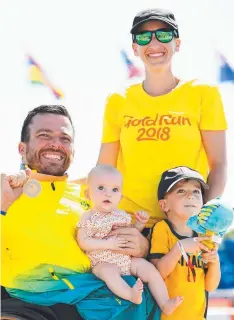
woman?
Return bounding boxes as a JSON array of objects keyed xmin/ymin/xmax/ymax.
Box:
[{"xmin": 97, "ymin": 8, "xmax": 227, "ymax": 229}]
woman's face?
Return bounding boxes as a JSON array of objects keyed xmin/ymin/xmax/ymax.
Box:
[{"xmin": 132, "ymin": 20, "xmax": 181, "ymax": 71}]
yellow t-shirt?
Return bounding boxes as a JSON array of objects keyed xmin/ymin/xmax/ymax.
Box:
[
  {"xmin": 102, "ymin": 80, "xmax": 227, "ymax": 227},
  {"xmin": 150, "ymin": 220, "xmax": 206, "ymax": 320},
  {"xmin": 1, "ymin": 173, "xmax": 91, "ymax": 291}
]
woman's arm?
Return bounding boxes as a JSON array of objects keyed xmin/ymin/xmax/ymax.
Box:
[
  {"xmin": 201, "ymin": 130, "xmax": 227, "ymax": 202},
  {"xmin": 97, "ymin": 141, "xmax": 120, "ymax": 167},
  {"xmin": 71, "ymin": 142, "xmax": 120, "ymax": 185}
]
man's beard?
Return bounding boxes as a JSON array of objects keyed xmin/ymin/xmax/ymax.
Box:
[{"xmin": 25, "ymin": 148, "xmax": 71, "ymax": 176}]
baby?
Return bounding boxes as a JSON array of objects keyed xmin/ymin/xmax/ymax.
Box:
[{"xmin": 76, "ymin": 164, "xmax": 183, "ymax": 314}]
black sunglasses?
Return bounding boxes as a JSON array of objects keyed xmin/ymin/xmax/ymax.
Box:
[{"xmin": 133, "ymin": 28, "xmax": 177, "ymax": 46}]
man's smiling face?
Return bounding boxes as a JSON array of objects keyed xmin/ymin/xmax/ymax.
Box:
[{"xmin": 19, "ymin": 113, "xmax": 74, "ymax": 176}]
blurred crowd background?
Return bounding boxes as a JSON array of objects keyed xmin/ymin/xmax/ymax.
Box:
[{"xmin": 0, "ymin": 0, "xmax": 234, "ymax": 318}]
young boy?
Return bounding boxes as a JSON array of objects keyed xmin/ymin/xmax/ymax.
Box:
[{"xmin": 150, "ymin": 166, "xmax": 221, "ymax": 320}]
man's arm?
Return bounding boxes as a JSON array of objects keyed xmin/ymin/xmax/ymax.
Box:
[
  {"xmin": 1, "ymin": 174, "xmax": 23, "ymax": 212},
  {"xmin": 201, "ymin": 131, "xmax": 227, "ymax": 202}
]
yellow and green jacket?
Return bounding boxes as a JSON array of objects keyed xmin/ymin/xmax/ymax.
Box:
[{"xmin": 1, "ymin": 172, "xmax": 91, "ymax": 292}]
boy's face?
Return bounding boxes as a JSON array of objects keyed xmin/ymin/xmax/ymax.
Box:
[
  {"xmin": 87, "ymin": 172, "xmax": 122, "ymax": 213},
  {"xmin": 160, "ymin": 180, "xmax": 203, "ymax": 219}
]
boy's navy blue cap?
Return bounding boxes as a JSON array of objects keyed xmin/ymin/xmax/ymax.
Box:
[
  {"xmin": 130, "ymin": 8, "xmax": 179, "ymax": 37},
  {"xmin": 158, "ymin": 166, "xmax": 209, "ymax": 200}
]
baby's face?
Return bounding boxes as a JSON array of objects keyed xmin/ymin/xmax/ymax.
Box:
[{"xmin": 88, "ymin": 172, "xmax": 122, "ymax": 213}]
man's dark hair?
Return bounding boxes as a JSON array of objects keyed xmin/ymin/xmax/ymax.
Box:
[{"xmin": 21, "ymin": 105, "xmax": 74, "ymax": 142}]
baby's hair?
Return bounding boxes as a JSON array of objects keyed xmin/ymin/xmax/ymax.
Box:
[{"xmin": 87, "ymin": 165, "xmax": 122, "ymax": 184}]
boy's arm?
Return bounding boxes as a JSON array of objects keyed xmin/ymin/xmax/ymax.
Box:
[
  {"xmin": 150, "ymin": 244, "xmax": 182, "ymax": 279},
  {"xmin": 202, "ymin": 245, "xmax": 221, "ymax": 291},
  {"xmin": 204, "ymin": 262, "xmax": 221, "ymax": 292},
  {"xmin": 149, "ymin": 221, "xmax": 178, "ymax": 279},
  {"xmin": 150, "ymin": 224, "xmax": 212, "ymax": 279}
]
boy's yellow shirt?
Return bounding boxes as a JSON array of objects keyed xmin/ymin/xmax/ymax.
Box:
[
  {"xmin": 102, "ymin": 80, "xmax": 227, "ymax": 227},
  {"xmin": 150, "ymin": 220, "xmax": 207, "ymax": 320}
]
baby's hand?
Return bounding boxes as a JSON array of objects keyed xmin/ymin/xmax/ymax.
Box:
[
  {"xmin": 5, "ymin": 169, "xmax": 30, "ymax": 188},
  {"xmin": 135, "ymin": 210, "xmax": 149, "ymax": 224}
]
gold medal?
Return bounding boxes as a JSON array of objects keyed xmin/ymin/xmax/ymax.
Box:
[{"xmin": 23, "ymin": 179, "xmax": 42, "ymax": 198}]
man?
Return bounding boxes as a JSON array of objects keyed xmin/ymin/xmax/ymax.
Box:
[{"xmin": 1, "ymin": 105, "xmax": 157, "ymax": 320}]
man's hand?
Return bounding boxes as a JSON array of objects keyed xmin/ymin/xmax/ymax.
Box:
[
  {"xmin": 107, "ymin": 227, "xmax": 149, "ymax": 258},
  {"xmin": 5, "ymin": 169, "xmax": 30, "ymax": 188},
  {"xmin": 1, "ymin": 173, "xmax": 23, "ymax": 212}
]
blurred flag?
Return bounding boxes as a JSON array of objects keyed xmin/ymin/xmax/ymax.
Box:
[
  {"xmin": 219, "ymin": 53, "xmax": 234, "ymax": 83},
  {"xmin": 27, "ymin": 55, "xmax": 64, "ymax": 99},
  {"xmin": 121, "ymin": 50, "xmax": 142, "ymax": 78}
]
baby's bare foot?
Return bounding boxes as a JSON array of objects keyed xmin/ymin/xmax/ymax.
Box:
[
  {"xmin": 162, "ymin": 296, "xmax": 183, "ymax": 315},
  {"xmin": 130, "ymin": 278, "xmax": 144, "ymax": 304}
]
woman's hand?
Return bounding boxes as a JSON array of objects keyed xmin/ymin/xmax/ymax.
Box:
[
  {"xmin": 106, "ymin": 235, "xmax": 128, "ymax": 250},
  {"xmin": 107, "ymin": 227, "xmax": 149, "ymax": 257}
]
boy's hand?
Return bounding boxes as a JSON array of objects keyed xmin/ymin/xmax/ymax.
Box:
[
  {"xmin": 201, "ymin": 244, "xmax": 220, "ymax": 265},
  {"xmin": 180, "ymin": 237, "xmax": 211, "ymax": 254},
  {"xmin": 135, "ymin": 211, "xmax": 149, "ymax": 224}
]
